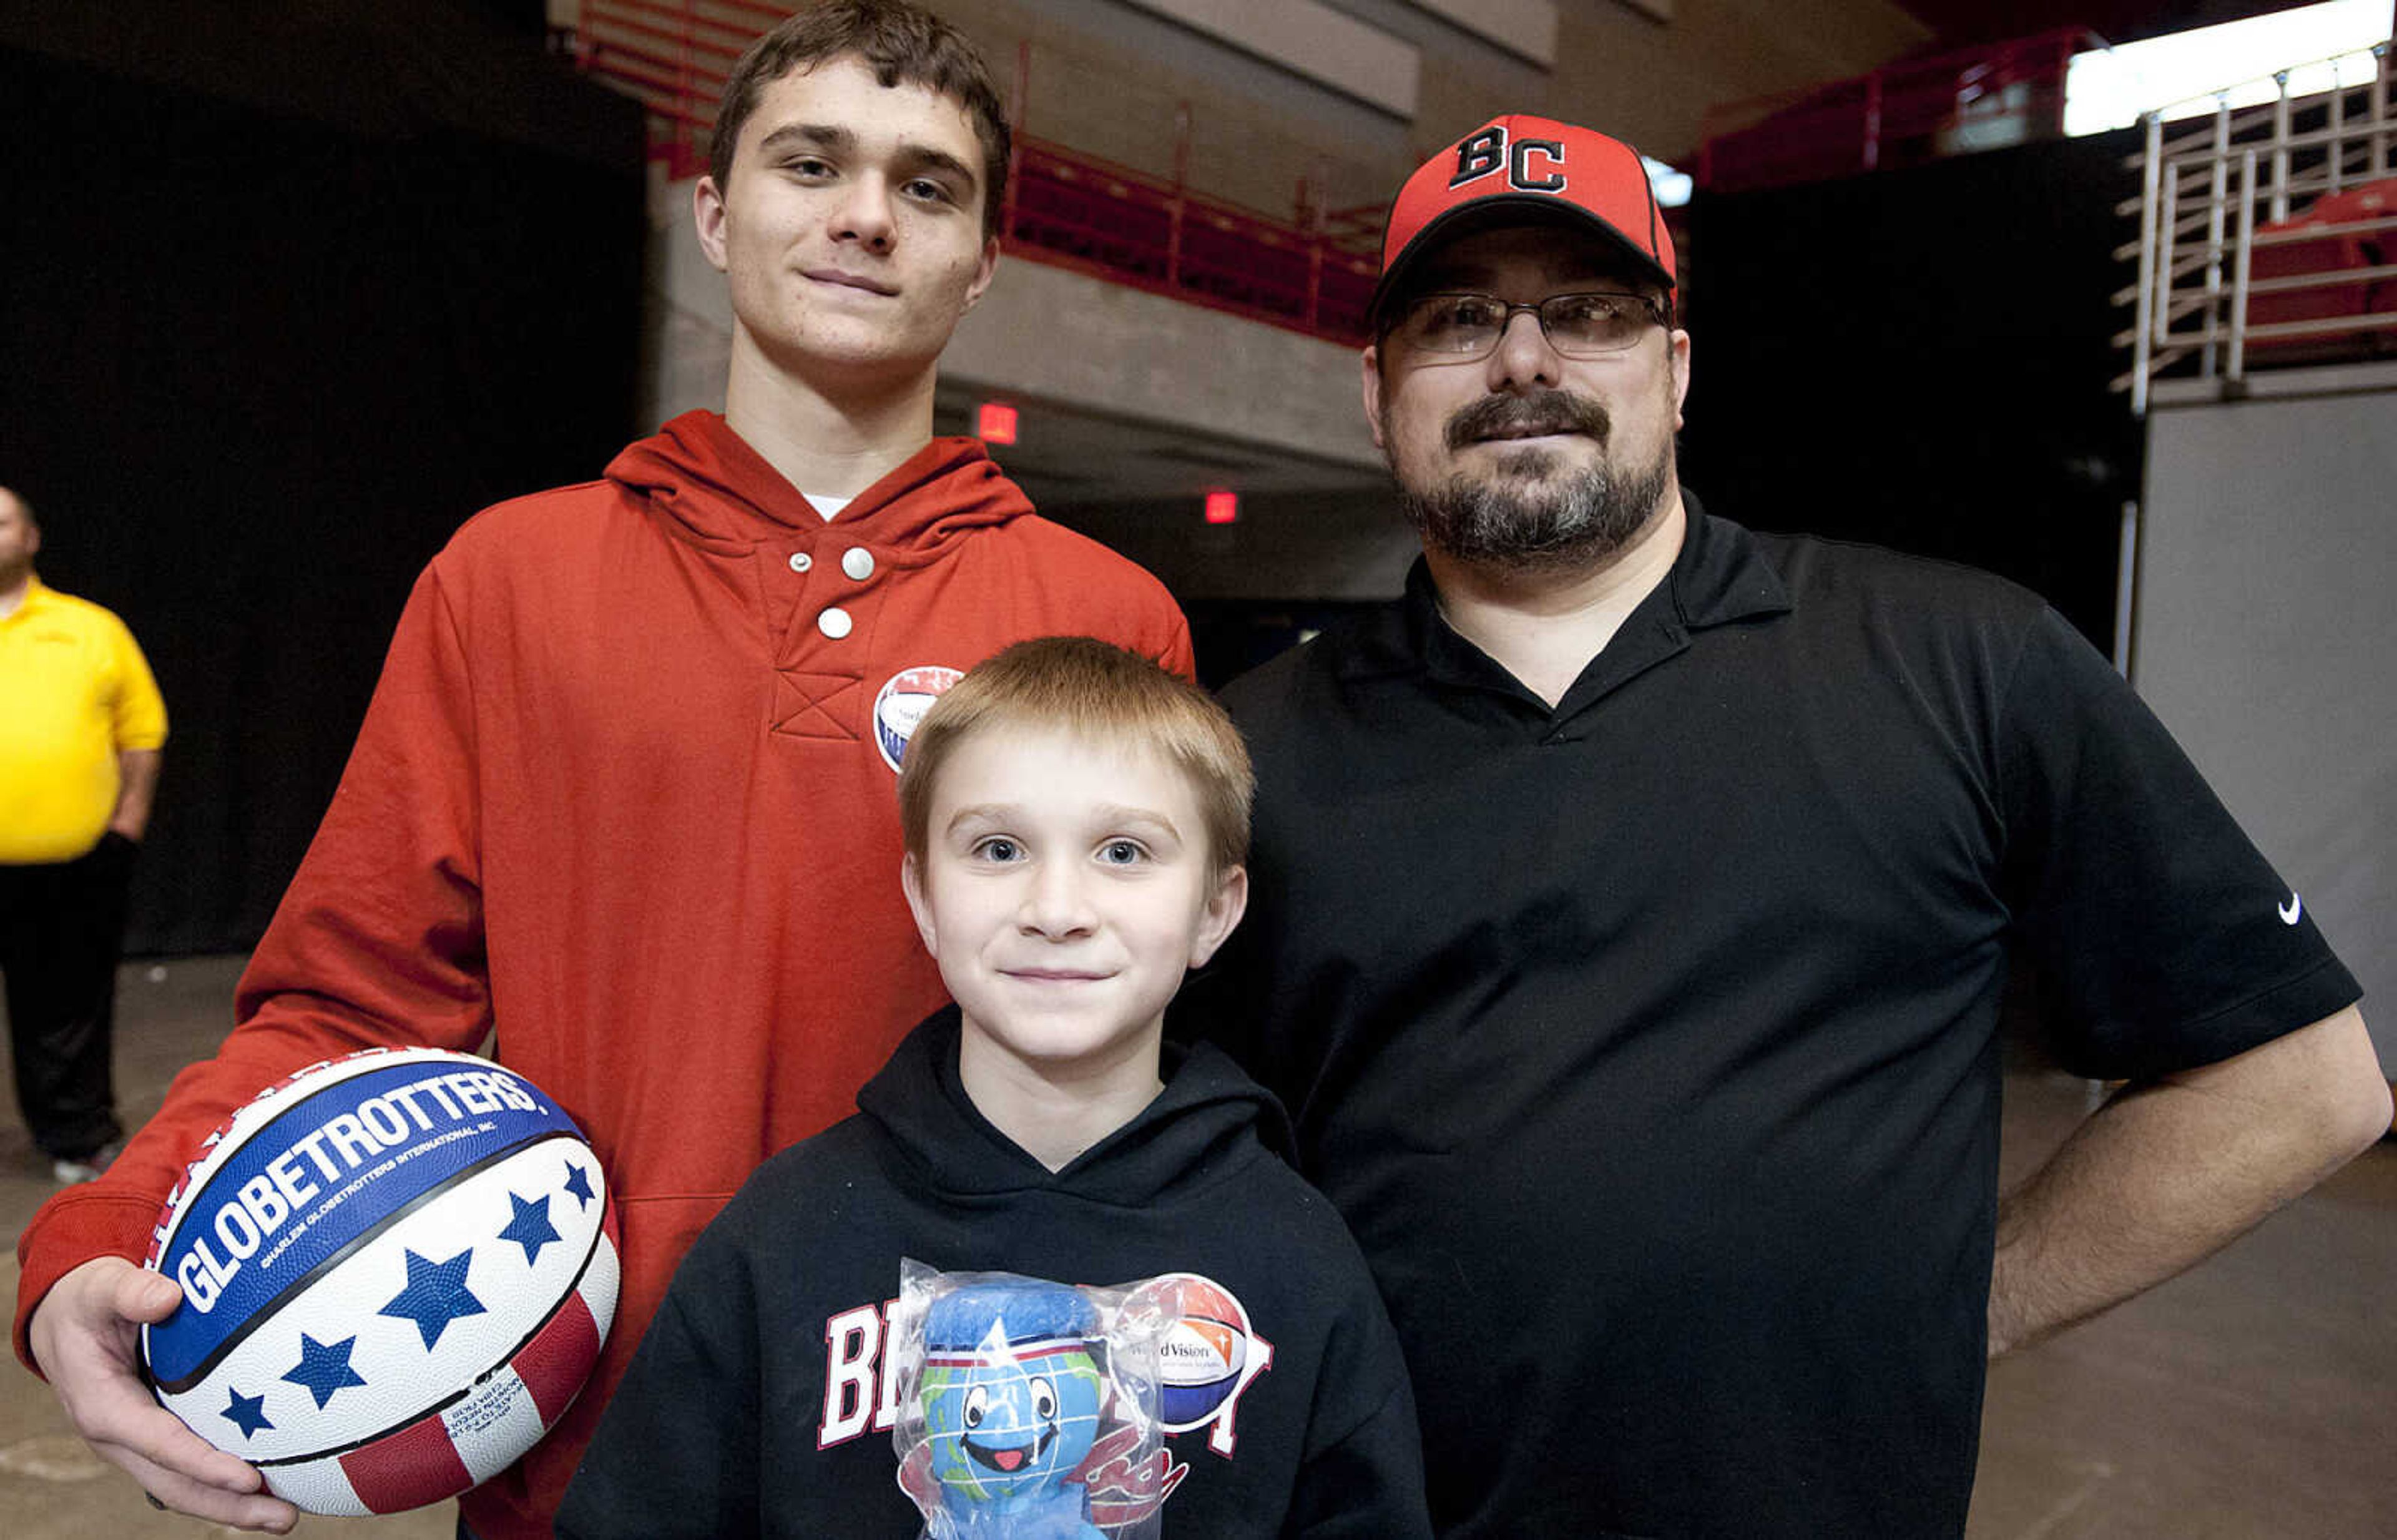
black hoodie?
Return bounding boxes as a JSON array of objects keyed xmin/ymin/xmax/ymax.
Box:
[{"xmin": 558, "ymin": 1008, "xmax": 1431, "ymax": 1539}]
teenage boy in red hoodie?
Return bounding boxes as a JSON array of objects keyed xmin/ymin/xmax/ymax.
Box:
[{"xmin": 14, "ymin": 5, "xmax": 1189, "ymax": 1536}]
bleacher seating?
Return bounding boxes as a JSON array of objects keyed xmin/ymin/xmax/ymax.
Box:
[{"xmin": 2245, "ymin": 177, "xmax": 2397, "ymax": 350}]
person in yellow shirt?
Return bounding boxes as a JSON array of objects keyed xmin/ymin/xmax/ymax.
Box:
[{"xmin": 0, "ymin": 485, "xmax": 165, "ymax": 1184}]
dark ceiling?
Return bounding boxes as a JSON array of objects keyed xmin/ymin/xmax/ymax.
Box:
[{"xmin": 1893, "ymin": 0, "xmax": 2338, "ymax": 48}]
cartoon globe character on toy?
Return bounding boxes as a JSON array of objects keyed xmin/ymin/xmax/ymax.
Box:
[{"xmin": 918, "ymin": 1281, "xmax": 1108, "ymax": 1538}]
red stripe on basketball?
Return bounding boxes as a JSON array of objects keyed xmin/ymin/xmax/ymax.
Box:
[
  {"xmin": 514, "ymin": 1290, "xmax": 602, "ymax": 1425},
  {"xmin": 338, "ymin": 1410, "xmax": 471, "ymax": 1514}
]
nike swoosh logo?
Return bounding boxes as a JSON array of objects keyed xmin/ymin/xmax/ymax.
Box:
[{"xmin": 2278, "ymin": 893, "xmax": 2303, "ymax": 925}]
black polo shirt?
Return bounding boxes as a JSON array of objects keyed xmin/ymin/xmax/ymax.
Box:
[{"xmin": 1184, "ymin": 504, "xmax": 2358, "ymax": 1539}]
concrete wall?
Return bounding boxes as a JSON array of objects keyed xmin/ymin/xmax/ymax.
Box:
[
  {"xmin": 1537, "ymin": 0, "xmax": 1931, "ymax": 162},
  {"xmin": 640, "ymin": 169, "xmax": 1374, "ymax": 471},
  {"xmin": 2134, "ymin": 367, "xmax": 2397, "ymax": 1072},
  {"xmin": 622, "ymin": 0, "xmax": 1941, "ymax": 431},
  {"xmin": 942, "ymin": 262, "xmax": 1377, "ymax": 469},
  {"xmin": 1114, "ymin": 0, "xmax": 1424, "ymax": 115},
  {"xmin": 641, "ymin": 169, "xmax": 1402, "ymax": 603},
  {"xmin": 612, "ymin": 0, "xmax": 1938, "ymax": 225}
]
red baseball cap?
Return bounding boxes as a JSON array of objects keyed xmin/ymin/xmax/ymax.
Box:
[{"xmin": 1371, "ymin": 114, "xmax": 1675, "ymax": 328}]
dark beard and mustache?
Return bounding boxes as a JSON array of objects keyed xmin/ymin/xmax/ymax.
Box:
[{"xmin": 1391, "ymin": 388, "xmax": 1674, "ymax": 571}]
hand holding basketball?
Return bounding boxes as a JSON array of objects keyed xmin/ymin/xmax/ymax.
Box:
[
  {"xmin": 136, "ymin": 1047, "xmax": 616, "ymax": 1514},
  {"xmin": 31, "ymin": 1257, "xmax": 299, "ymax": 1533}
]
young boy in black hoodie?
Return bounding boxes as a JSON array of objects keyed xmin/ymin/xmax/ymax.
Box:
[{"xmin": 559, "ymin": 638, "xmax": 1430, "ymax": 1538}]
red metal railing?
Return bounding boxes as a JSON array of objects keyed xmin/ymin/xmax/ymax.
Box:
[
  {"xmin": 1697, "ymin": 27, "xmax": 2105, "ymax": 192},
  {"xmin": 1000, "ymin": 140, "xmax": 1381, "ymax": 339},
  {"xmin": 571, "ymin": 0, "xmax": 1384, "ymax": 343}
]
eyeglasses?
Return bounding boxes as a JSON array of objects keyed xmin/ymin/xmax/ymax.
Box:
[{"xmin": 1386, "ymin": 291, "xmax": 1670, "ymax": 360}]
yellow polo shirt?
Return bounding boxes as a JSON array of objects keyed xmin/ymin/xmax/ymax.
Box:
[{"xmin": 0, "ymin": 579, "xmax": 168, "ymax": 863}]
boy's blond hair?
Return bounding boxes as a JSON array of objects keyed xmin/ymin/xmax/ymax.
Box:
[{"xmin": 898, "ymin": 638, "xmax": 1253, "ymax": 878}]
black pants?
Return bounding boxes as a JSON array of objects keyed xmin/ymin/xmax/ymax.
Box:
[{"xmin": 0, "ymin": 833, "xmax": 135, "ymax": 1160}]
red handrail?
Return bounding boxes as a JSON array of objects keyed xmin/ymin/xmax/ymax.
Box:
[
  {"xmin": 571, "ymin": 0, "xmax": 1385, "ymax": 343},
  {"xmin": 1697, "ymin": 26, "xmax": 2106, "ymax": 192}
]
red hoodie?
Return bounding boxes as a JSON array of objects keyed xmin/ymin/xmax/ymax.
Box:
[{"xmin": 14, "ymin": 411, "xmax": 1192, "ymax": 1537}]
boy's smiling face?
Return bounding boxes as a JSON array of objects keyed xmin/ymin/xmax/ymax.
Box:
[
  {"xmin": 903, "ymin": 724, "xmax": 1246, "ymax": 1084},
  {"xmin": 695, "ymin": 54, "xmax": 1000, "ymax": 389}
]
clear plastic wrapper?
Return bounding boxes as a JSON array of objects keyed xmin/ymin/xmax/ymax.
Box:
[{"xmin": 890, "ymin": 1260, "xmax": 1181, "ymax": 1539}]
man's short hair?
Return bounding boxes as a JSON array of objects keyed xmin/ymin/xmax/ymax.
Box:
[
  {"xmin": 898, "ymin": 638, "xmax": 1253, "ymax": 880},
  {"xmin": 0, "ymin": 485, "xmax": 31, "ymax": 527},
  {"xmin": 711, "ymin": 0, "xmax": 1013, "ymax": 241}
]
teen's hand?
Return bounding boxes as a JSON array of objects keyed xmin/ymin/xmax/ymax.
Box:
[{"xmin": 29, "ymin": 1257, "xmax": 299, "ymax": 1532}]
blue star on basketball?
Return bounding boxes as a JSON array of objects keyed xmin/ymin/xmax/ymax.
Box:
[
  {"xmin": 562, "ymin": 1160, "xmax": 596, "ymax": 1210},
  {"xmin": 379, "ymin": 1247, "xmax": 488, "ymax": 1350},
  {"xmin": 222, "ymin": 1385, "xmax": 273, "ymax": 1439},
  {"xmin": 499, "ymin": 1190, "xmax": 562, "ymax": 1266},
  {"xmin": 282, "ymin": 1332, "xmax": 368, "ymax": 1410}
]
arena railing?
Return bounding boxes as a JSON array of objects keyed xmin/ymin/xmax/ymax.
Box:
[
  {"xmin": 2114, "ymin": 41, "xmax": 2396, "ymax": 413},
  {"xmin": 1695, "ymin": 28, "xmax": 2102, "ymax": 194},
  {"xmin": 567, "ymin": 0, "xmax": 1387, "ymax": 345}
]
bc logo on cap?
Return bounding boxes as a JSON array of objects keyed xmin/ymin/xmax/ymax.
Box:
[
  {"xmin": 1450, "ymin": 124, "xmax": 1566, "ymax": 194},
  {"xmin": 875, "ymin": 665, "xmax": 963, "ymax": 772}
]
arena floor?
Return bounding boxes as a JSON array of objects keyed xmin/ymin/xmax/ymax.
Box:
[{"xmin": 3, "ymin": 954, "xmax": 2391, "ymax": 1538}]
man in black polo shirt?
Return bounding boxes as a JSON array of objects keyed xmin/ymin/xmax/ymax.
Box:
[{"xmin": 1182, "ymin": 114, "xmax": 2388, "ymax": 1539}]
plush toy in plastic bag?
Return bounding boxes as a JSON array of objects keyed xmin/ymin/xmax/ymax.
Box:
[{"xmin": 891, "ymin": 1260, "xmax": 1176, "ymax": 1539}]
